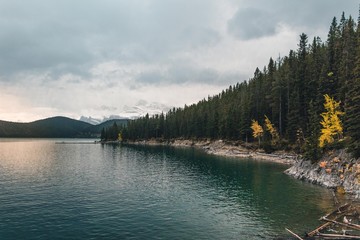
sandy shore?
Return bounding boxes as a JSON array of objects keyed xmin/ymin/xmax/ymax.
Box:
[{"xmin": 126, "ymin": 139, "xmax": 298, "ymax": 165}]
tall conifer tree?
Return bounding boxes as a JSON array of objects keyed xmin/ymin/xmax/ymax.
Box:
[{"xmin": 345, "ymin": 10, "xmax": 360, "ymax": 158}]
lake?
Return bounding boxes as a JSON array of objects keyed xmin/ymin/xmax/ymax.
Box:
[{"xmin": 0, "ymin": 139, "xmax": 335, "ymax": 239}]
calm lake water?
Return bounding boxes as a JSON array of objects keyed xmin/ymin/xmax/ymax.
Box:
[{"xmin": 0, "ymin": 139, "xmax": 336, "ymax": 239}]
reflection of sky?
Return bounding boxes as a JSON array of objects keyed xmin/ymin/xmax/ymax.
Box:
[{"xmin": 0, "ymin": 140, "xmax": 56, "ymax": 177}]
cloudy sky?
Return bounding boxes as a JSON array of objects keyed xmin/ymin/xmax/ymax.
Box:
[{"xmin": 0, "ymin": 0, "xmax": 358, "ymax": 122}]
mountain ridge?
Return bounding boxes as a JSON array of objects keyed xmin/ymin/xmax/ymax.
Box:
[{"xmin": 0, "ymin": 116, "xmax": 128, "ymax": 138}]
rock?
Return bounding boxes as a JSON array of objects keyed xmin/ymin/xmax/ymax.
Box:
[{"xmin": 285, "ymin": 149, "xmax": 360, "ymax": 198}]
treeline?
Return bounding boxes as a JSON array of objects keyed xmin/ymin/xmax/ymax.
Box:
[
  {"xmin": 122, "ymin": 11, "xmax": 360, "ymax": 160},
  {"xmin": 100, "ymin": 122, "xmax": 126, "ymax": 141}
]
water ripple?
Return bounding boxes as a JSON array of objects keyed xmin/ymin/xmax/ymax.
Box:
[{"xmin": 0, "ymin": 140, "xmax": 335, "ymax": 239}]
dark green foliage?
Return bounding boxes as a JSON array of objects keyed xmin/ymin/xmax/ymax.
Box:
[
  {"xmin": 345, "ymin": 15, "xmax": 360, "ymax": 158},
  {"xmin": 100, "ymin": 128, "xmax": 106, "ymax": 140},
  {"xmin": 123, "ymin": 10, "xmax": 360, "ymax": 160},
  {"xmin": 261, "ymin": 141, "xmax": 275, "ymax": 154},
  {"xmin": 303, "ymin": 101, "xmax": 322, "ymax": 162},
  {"xmin": 101, "ymin": 122, "xmax": 124, "ymax": 141},
  {"xmin": 84, "ymin": 119, "xmax": 128, "ymax": 134}
]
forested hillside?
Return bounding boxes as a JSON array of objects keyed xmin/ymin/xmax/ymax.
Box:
[
  {"xmin": 122, "ymin": 11, "xmax": 360, "ymax": 161},
  {"xmin": 0, "ymin": 117, "xmax": 92, "ymax": 138},
  {"xmin": 0, "ymin": 117, "xmax": 128, "ymax": 138}
]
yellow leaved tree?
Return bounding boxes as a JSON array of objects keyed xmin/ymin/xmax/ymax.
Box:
[
  {"xmin": 319, "ymin": 94, "xmax": 344, "ymax": 148},
  {"xmin": 264, "ymin": 115, "xmax": 279, "ymax": 144},
  {"xmin": 251, "ymin": 120, "xmax": 264, "ymax": 146},
  {"xmin": 118, "ymin": 132, "xmax": 123, "ymax": 141}
]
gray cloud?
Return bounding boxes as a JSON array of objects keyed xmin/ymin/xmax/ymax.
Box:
[
  {"xmin": 0, "ymin": 0, "xmax": 221, "ymax": 79},
  {"xmin": 228, "ymin": 0, "xmax": 358, "ymax": 40},
  {"xmin": 228, "ymin": 8, "xmax": 276, "ymax": 40},
  {"xmin": 0, "ymin": 0, "xmax": 357, "ymax": 79},
  {"xmin": 136, "ymin": 63, "xmax": 247, "ymax": 86},
  {"xmin": 1, "ymin": 0, "xmax": 359, "ymax": 121},
  {"xmin": 97, "ymin": 105, "xmax": 118, "ymax": 112}
]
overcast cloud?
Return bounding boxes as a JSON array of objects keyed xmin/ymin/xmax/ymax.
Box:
[{"xmin": 0, "ymin": 0, "xmax": 358, "ymax": 121}]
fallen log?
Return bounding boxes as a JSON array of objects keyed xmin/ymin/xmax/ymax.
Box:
[
  {"xmin": 323, "ymin": 217, "xmax": 360, "ymax": 231},
  {"xmin": 285, "ymin": 228, "xmax": 304, "ymax": 240},
  {"xmin": 316, "ymin": 232, "xmax": 360, "ymax": 239},
  {"xmin": 319, "ymin": 203, "xmax": 351, "ymax": 220},
  {"xmin": 308, "ymin": 203, "xmax": 352, "ymax": 237},
  {"xmin": 307, "ymin": 222, "xmax": 333, "ymax": 237}
]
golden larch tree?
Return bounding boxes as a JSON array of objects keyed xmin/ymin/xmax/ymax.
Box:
[
  {"xmin": 264, "ymin": 115, "xmax": 279, "ymax": 144},
  {"xmin": 251, "ymin": 120, "xmax": 264, "ymax": 146},
  {"xmin": 319, "ymin": 94, "xmax": 344, "ymax": 148}
]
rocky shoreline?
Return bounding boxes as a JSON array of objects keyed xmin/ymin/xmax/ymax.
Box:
[
  {"xmin": 285, "ymin": 149, "xmax": 360, "ymax": 198},
  {"xmin": 124, "ymin": 139, "xmax": 360, "ymax": 198}
]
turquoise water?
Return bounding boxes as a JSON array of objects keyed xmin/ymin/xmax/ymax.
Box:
[{"xmin": 0, "ymin": 139, "xmax": 334, "ymax": 239}]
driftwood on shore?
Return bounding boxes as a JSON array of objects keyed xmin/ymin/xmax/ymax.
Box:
[
  {"xmin": 287, "ymin": 202, "xmax": 360, "ymax": 239},
  {"xmin": 285, "ymin": 228, "xmax": 304, "ymax": 240},
  {"xmin": 316, "ymin": 232, "xmax": 360, "ymax": 239}
]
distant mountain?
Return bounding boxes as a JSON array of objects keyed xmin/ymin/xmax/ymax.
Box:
[
  {"xmin": 121, "ymin": 100, "xmax": 170, "ymax": 119},
  {"xmin": 79, "ymin": 100, "xmax": 170, "ymax": 124},
  {"xmin": 0, "ymin": 116, "xmax": 128, "ymax": 138},
  {"xmin": 0, "ymin": 116, "xmax": 92, "ymax": 138},
  {"xmin": 79, "ymin": 116, "xmax": 102, "ymax": 125},
  {"xmin": 79, "ymin": 115, "xmax": 128, "ymax": 125},
  {"xmin": 0, "ymin": 100, "xmax": 168, "ymax": 138},
  {"xmin": 84, "ymin": 119, "xmax": 129, "ymax": 135}
]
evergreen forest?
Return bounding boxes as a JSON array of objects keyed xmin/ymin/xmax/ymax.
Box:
[{"xmin": 120, "ymin": 11, "xmax": 360, "ymax": 161}]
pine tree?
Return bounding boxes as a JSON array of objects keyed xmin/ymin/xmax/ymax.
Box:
[
  {"xmin": 339, "ymin": 15, "xmax": 356, "ymax": 102},
  {"xmin": 287, "ymin": 90, "xmax": 301, "ymax": 142},
  {"xmin": 345, "ymin": 12, "xmax": 360, "ymax": 158},
  {"xmin": 101, "ymin": 128, "xmax": 105, "ymax": 141},
  {"xmin": 297, "ymin": 33, "xmax": 309, "ymax": 127},
  {"xmin": 303, "ymin": 100, "xmax": 322, "ymax": 162},
  {"xmin": 324, "ymin": 17, "xmax": 341, "ymax": 98}
]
